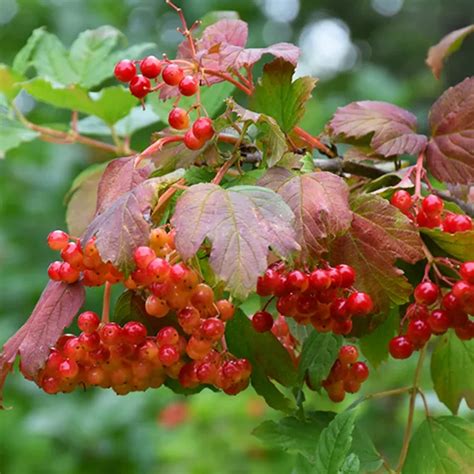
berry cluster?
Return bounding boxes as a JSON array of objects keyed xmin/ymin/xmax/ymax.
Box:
[
  {"xmin": 114, "ymin": 57, "xmax": 214, "ymax": 151},
  {"xmin": 253, "ymin": 263, "xmax": 374, "ymax": 335},
  {"xmin": 321, "ymin": 345, "xmax": 369, "ymax": 402},
  {"xmin": 47, "ymin": 231, "xmax": 123, "ymax": 286},
  {"xmin": 270, "ymin": 315, "xmax": 299, "ymax": 364},
  {"xmin": 389, "ymin": 263, "xmax": 474, "ymax": 359},
  {"xmin": 391, "ymin": 191, "xmax": 472, "ymax": 232},
  {"xmin": 38, "ymin": 227, "xmax": 251, "ymax": 396}
]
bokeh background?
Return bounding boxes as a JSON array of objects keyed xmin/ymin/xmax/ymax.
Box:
[{"xmin": 1, "ymin": 0, "xmax": 473, "ymax": 473}]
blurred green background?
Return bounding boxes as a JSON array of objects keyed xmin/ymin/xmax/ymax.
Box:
[{"xmin": 0, "ymin": 0, "xmax": 473, "ymax": 473}]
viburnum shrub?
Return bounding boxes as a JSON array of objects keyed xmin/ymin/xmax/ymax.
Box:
[{"xmin": 1, "ymin": 2, "xmax": 474, "ymax": 472}]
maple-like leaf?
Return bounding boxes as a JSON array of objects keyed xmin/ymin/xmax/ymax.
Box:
[
  {"xmin": 0, "ymin": 281, "xmax": 85, "ymax": 406},
  {"xmin": 259, "ymin": 168, "xmax": 352, "ymax": 257},
  {"xmin": 96, "ymin": 156, "xmax": 152, "ymax": 215},
  {"xmin": 331, "ymin": 194, "xmax": 424, "ymax": 310},
  {"xmin": 171, "ymin": 183, "xmax": 299, "ymax": 299},
  {"xmin": 83, "ymin": 170, "xmax": 185, "ymax": 274},
  {"xmin": 426, "ymin": 25, "xmax": 474, "ymax": 79},
  {"xmin": 328, "ymin": 101, "xmax": 427, "ymax": 157},
  {"xmin": 426, "ymin": 77, "xmax": 474, "ymax": 184}
]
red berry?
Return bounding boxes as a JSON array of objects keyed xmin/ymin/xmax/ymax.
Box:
[
  {"xmin": 47, "ymin": 230, "xmax": 69, "ymax": 251},
  {"xmin": 123, "ymin": 321, "xmax": 147, "ymax": 345},
  {"xmin": 389, "ymin": 336, "xmax": 414, "ymax": 359},
  {"xmin": 422, "ymin": 194, "xmax": 444, "ymax": 216},
  {"xmin": 390, "ymin": 190, "xmax": 413, "ymax": 213},
  {"xmin": 416, "ymin": 211, "xmax": 441, "ymax": 228},
  {"xmin": 192, "ymin": 117, "xmax": 214, "ymax": 141},
  {"xmin": 347, "ymin": 292, "xmax": 373, "ymax": 316},
  {"xmin": 256, "ymin": 269, "xmax": 280, "ymax": 296},
  {"xmin": 451, "ymin": 215, "xmax": 472, "ymax": 232},
  {"xmin": 460, "ymin": 262, "xmax": 474, "ymax": 284},
  {"xmin": 78, "ymin": 332, "xmax": 101, "ymax": 351},
  {"xmin": 114, "ymin": 59, "xmax": 136, "ymax": 82},
  {"xmin": 42, "ymin": 376, "xmax": 60, "ymax": 394},
  {"xmin": 162, "ymin": 64, "xmax": 184, "ymax": 86},
  {"xmin": 99, "ymin": 323, "xmax": 123, "ymax": 345},
  {"xmin": 200, "ymin": 318, "xmax": 225, "ymax": 341},
  {"xmin": 427, "ymin": 309, "xmax": 450, "ymax": 334},
  {"xmin": 330, "ymin": 298, "xmax": 349, "ymax": 321},
  {"xmin": 338, "ymin": 345, "xmax": 359, "ymax": 364},
  {"xmin": 133, "ymin": 246, "xmax": 156, "ymax": 270},
  {"xmin": 158, "ymin": 344, "xmax": 180, "ymax": 366},
  {"xmin": 184, "ymin": 129, "xmax": 205, "ymax": 150},
  {"xmin": 309, "ymin": 269, "xmax": 331, "ymax": 291},
  {"xmin": 406, "ymin": 319, "xmax": 431, "ymax": 347},
  {"xmin": 168, "ymin": 107, "xmax": 189, "ymax": 130},
  {"xmin": 286, "ymin": 270, "xmax": 309, "ymax": 292},
  {"xmin": 252, "ymin": 311, "xmax": 274, "ymax": 333},
  {"xmin": 77, "ymin": 311, "xmax": 100, "ymax": 334},
  {"xmin": 406, "ymin": 303, "xmax": 430, "ymax": 321},
  {"xmin": 156, "ymin": 326, "xmax": 180, "ymax": 346},
  {"xmin": 350, "ymin": 361, "xmax": 369, "ymax": 382},
  {"xmin": 58, "ymin": 359, "xmax": 79, "ymax": 379},
  {"xmin": 140, "ymin": 55, "xmax": 162, "ymax": 78},
  {"xmin": 336, "ymin": 264, "xmax": 356, "ymax": 288},
  {"xmin": 414, "ymin": 281, "xmax": 439, "ymax": 305},
  {"xmin": 177, "ymin": 307, "xmax": 201, "ymax": 334},
  {"xmin": 147, "ymin": 258, "xmax": 170, "ymax": 283},
  {"xmin": 47, "ymin": 261, "xmax": 63, "ymax": 281},
  {"xmin": 442, "ymin": 292, "xmax": 461, "ymax": 311},
  {"xmin": 332, "ymin": 319, "xmax": 353, "ymax": 335},
  {"xmin": 178, "ymin": 75, "xmax": 199, "ymax": 96},
  {"xmin": 59, "ymin": 262, "xmax": 80, "ymax": 284},
  {"xmin": 61, "ymin": 242, "xmax": 83, "ymax": 268},
  {"xmin": 129, "ymin": 75, "xmax": 151, "ymax": 98}
]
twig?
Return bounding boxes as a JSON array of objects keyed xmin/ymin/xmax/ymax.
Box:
[
  {"xmin": 102, "ymin": 282, "xmax": 112, "ymax": 324},
  {"xmin": 294, "ymin": 126, "xmax": 337, "ymax": 158},
  {"xmin": 151, "ymin": 178, "xmax": 186, "ymax": 217},
  {"xmin": 166, "ymin": 0, "xmax": 197, "ymax": 58},
  {"xmin": 203, "ymin": 69, "xmax": 253, "ymax": 95},
  {"xmin": 314, "ymin": 158, "xmax": 386, "ymax": 178}
]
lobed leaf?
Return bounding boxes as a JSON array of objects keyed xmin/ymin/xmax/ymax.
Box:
[
  {"xmin": 0, "ymin": 64, "xmax": 23, "ymax": 100},
  {"xmin": 426, "ymin": 77, "xmax": 474, "ymax": 184},
  {"xmin": 431, "ymin": 331, "xmax": 474, "ymax": 414},
  {"xmin": 421, "ymin": 228, "xmax": 474, "ymax": 261},
  {"xmin": 331, "ymin": 194, "xmax": 424, "ymax": 311},
  {"xmin": 259, "ymin": 168, "xmax": 352, "ymax": 257},
  {"xmin": 403, "ymin": 416, "xmax": 474, "ymax": 473},
  {"xmin": 0, "ymin": 111, "xmax": 39, "ymax": 158},
  {"xmin": 171, "ymin": 183, "xmax": 299, "ymax": 298},
  {"xmin": 0, "ymin": 281, "xmax": 85, "ymax": 405},
  {"xmin": 426, "ymin": 25, "xmax": 474, "ymax": 79},
  {"xmin": 328, "ymin": 100, "xmax": 427, "ymax": 157}
]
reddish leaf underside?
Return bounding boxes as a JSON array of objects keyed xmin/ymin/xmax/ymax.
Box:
[
  {"xmin": 426, "ymin": 25, "xmax": 474, "ymax": 79},
  {"xmin": 331, "ymin": 194, "xmax": 424, "ymax": 311},
  {"xmin": 426, "ymin": 77, "xmax": 474, "ymax": 184},
  {"xmin": 0, "ymin": 281, "xmax": 85, "ymax": 405},
  {"xmin": 259, "ymin": 168, "xmax": 352, "ymax": 257},
  {"xmin": 328, "ymin": 100, "xmax": 427, "ymax": 157},
  {"xmin": 171, "ymin": 183, "xmax": 299, "ymax": 299}
]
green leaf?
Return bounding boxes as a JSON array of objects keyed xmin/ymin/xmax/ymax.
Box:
[
  {"xmin": 0, "ymin": 110, "xmax": 39, "ymax": 158},
  {"xmin": 298, "ymin": 331, "xmax": 343, "ymax": 389},
  {"xmin": 22, "ymin": 78, "xmax": 137, "ymax": 124},
  {"xmin": 12, "ymin": 27, "xmax": 47, "ymax": 75},
  {"xmin": 250, "ymin": 58, "xmax": 316, "ymax": 133},
  {"xmin": 0, "ymin": 65, "xmax": 23, "ymax": 100},
  {"xmin": 313, "ymin": 409, "xmax": 357, "ymax": 474},
  {"xmin": 340, "ymin": 454, "xmax": 360, "ymax": 474},
  {"xmin": 403, "ymin": 416, "xmax": 474, "ymax": 474},
  {"xmin": 293, "ymin": 454, "xmax": 313, "ymax": 474},
  {"xmin": 300, "ymin": 152, "xmax": 315, "ymax": 173},
  {"xmin": 359, "ymin": 306, "xmax": 399, "ymax": 368},
  {"xmin": 431, "ymin": 331, "xmax": 474, "ymax": 414},
  {"xmin": 421, "ymin": 228, "xmax": 474, "ymax": 261},
  {"xmin": 351, "ymin": 424, "xmax": 384, "ymax": 473}
]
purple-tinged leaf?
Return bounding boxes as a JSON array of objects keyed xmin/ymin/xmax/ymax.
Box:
[
  {"xmin": 331, "ymin": 194, "xmax": 424, "ymax": 310},
  {"xmin": 426, "ymin": 77, "xmax": 474, "ymax": 184},
  {"xmin": 200, "ymin": 19, "xmax": 248, "ymax": 50},
  {"xmin": 235, "ymin": 43, "xmax": 299, "ymax": 68},
  {"xmin": 426, "ymin": 25, "xmax": 474, "ymax": 79},
  {"xmin": 83, "ymin": 170, "xmax": 185, "ymax": 274},
  {"xmin": 0, "ymin": 281, "xmax": 85, "ymax": 405},
  {"xmin": 96, "ymin": 156, "xmax": 152, "ymax": 215},
  {"xmin": 171, "ymin": 183, "xmax": 299, "ymax": 299},
  {"xmin": 328, "ymin": 101, "xmax": 427, "ymax": 157},
  {"xmin": 259, "ymin": 169, "xmax": 352, "ymax": 257}
]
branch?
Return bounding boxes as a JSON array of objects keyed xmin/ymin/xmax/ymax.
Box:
[
  {"xmin": 293, "ymin": 126, "xmax": 337, "ymax": 158},
  {"xmin": 314, "ymin": 158, "xmax": 386, "ymax": 179}
]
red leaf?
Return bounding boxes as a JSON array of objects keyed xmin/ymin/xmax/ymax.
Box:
[
  {"xmin": 331, "ymin": 194, "xmax": 424, "ymax": 310},
  {"xmin": 0, "ymin": 281, "xmax": 85, "ymax": 405},
  {"xmin": 328, "ymin": 101, "xmax": 427, "ymax": 157},
  {"xmin": 235, "ymin": 43, "xmax": 299, "ymax": 68},
  {"xmin": 426, "ymin": 77, "xmax": 474, "ymax": 185},
  {"xmin": 199, "ymin": 19, "xmax": 248, "ymax": 50},
  {"xmin": 96, "ymin": 156, "xmax": 152, "ymax": 215},
  {"xmin": 426, "ymin": 25, "xmax": 474, "ymax": 79},
  {"xmin": 259, "ymin": 169, "xmax": 352, "ymax": 257}
]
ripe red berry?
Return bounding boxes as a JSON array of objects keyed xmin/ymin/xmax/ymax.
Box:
[
  {"xmin": 140, "ymin": 55, "xmax": 162, "ymax": 78},
  {"xmin": 427, "ymin": 309, "xmax": 450, "ymax": 334},
  {"xmin": 252, "ymin": 311, "xmax": 274, "ymax": 333},
  {"xmin": 114, "ymin": 59, "xmax": 136, "ymax": 82},
  {"xmin": 256, "ymin": 269, "xmax": 280, "ymax": 296},
  {"xmin": 347, "ymin": 292, "xmax": 373, "ymax": 316},
  {"xmin": 61, "ymin": 242, "xmax": 83, "ymax": 268},
  {"xmin": 200, "ymin": 318, "xmax": 225, "ymax": 341},
  {"xmin": 133, "ymin": 246, "xmax": 156, "ymax": 270},
  {"xmin": 286, "ymin": 270, "xmax": 309, "ymax": 292},
  {"xmin": 158, "ymin": 344, "xmax": 180, "ymax": 366},
  {"xmin": 147, "ymin": 258, "xmax": 171, "ymax": 283},
  {"xmin": 406, "ymin": 319, "xmax": 431, "ymax": 347},
  {"xmin": 390, "ymin": 190, "xmax": 413, "ymax": 213},
  {"xmin": 389, "ymin": 336, "xmax": 414, "ymax": 359},
  {"xmin": 184, "ymin": 129, "xmax": 205, "ymax": 150},
  {"xmin": 59, "ymin": 262, "xmax": 80, "ymax": 284},
  {"xmin": 58, "ymin": 359, "xmax": 79, "ymax": 379},
  {"xmin": 99, "ymin": 323, "xmax": 123, "ymax": 345},
  {"xmin": 442, "ymin": 213, "xmax": 472, "ymax": 233},
  {"xmin": 332, "ymin": 319, "xmax": 353, "ymax": 335},
  {"xmin": 441, "ymin": 292, "xmax": 461, "ymax": 311},
  {"xmin": 168, "ymin": 107, "xmax": 189, "ymax": 130},
  {"xmin": 47, "ymin": 230, "xmax": 69, "ymax": 251},
  {"xmin": 330, "ymin": 298, "xmax": 349, "ymax": 321},
  {"xmin": 178, "ymin": 75, "xmax": 199, "ymax": 96},
  {"xmin": 162, "ymin": 64, "xmax": 184, "ymax": 86},
  {"xmin": 129, "ymin": 75, "xmax": 151, "ymax": 98},
  {"xmin": 414, "ymin": 281, "xmax": 439, "ymax": 305},
  {"xmin": 460, "ymin": 262, "xmax": 474, "ymax": 284},
  {"xmin": 123, "ymin": 321, "xmax": 147, "ymax": 345},
  {"xmin": 416, "ymin": 211, "xmax": 441, "ymax": 228},
  {"xmin": 338, "ymin": 345, "xmax": 359, "ymax": 364},
  {"xmin": 422, "ymin": 194, "xmax": 444, "ymax": 216},
  {"xmin": 336, "ymin": 264, "xmax": 356, "ymax": 288},
  {"xmin": 47, "ymin": 261, "xmax": 63, "ymax": 281},
  {"xmin": 77, "ymin": 311, "xmax": 100, "ymax": 334},
  {"xmin": 309, "ymin": 269, "xmax": 331, "ymax": 291},
  {"xmin": 78, "ymin": 332, "xmax": 101, "ymax": 351},
  {"xmin": 350, "ymin": 361, "xmax": 369, "ymax": 382},
  {"xmin": 192, "ymin": 117, "xmax": 214, "ymax": 141},
  {"xmin": 157, "ymin": 326, "xmax": 180, "ymax": 346}
]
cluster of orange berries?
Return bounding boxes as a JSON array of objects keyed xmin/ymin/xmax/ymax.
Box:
[
  {"xmin": 40, "ymin": 227, "xmax": 251, "ymax": 396},
  {"xmin": 391, "ymin": 191, "xmax": 472, "ymax": 232},
  {"xmin": 321, "ymin": 345, "xmax": 369, "ymax": 402},
  {"xmin": 114, "ymin": 56, "xmax": 214, "ymax": 150},
  {"xmin": 253, "ymin": 263, "xmax": 374, "ymax": 336}
]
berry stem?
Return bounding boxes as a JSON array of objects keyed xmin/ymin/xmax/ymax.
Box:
[
  {"xmin": 203, "ymin": 69, "xmax": 253, "ymax": 95},
  {"xmin": 102, "ymin": 281, "xmax": 112, "ymax": 324},
  {"xmin": 137, "ymin": 135, "xmax": 184, "ymax": 164},
  {"xmin": 165, "ymin": 0, "xmax": 197, "ymax": 59},
  {"xmin": 151, "ymin": 178, "xmax": 186, "ymax": 218},
  {"xmin": 293, "ymin": 126, "xmax": 337, "ymax": 158},
  {"xmin": 413, "ymin": 151, "xmax": 425, "ymax": 201},
  {"xmin": 212, "ymin": 156, "xmax": 239, "ymax": 185}
]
